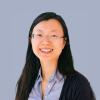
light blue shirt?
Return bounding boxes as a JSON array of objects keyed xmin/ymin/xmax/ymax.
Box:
[{"xmin": 28, "ymin": 69, "xmax": 65, "ymax": 100}]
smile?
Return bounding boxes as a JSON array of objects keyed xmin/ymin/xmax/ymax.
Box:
[{"xmin": 40, "ymin": 48, "xmax": 53, "ymax": 53}]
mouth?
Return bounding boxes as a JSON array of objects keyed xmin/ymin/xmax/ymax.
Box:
[{"xmin": 39, "ymin": 48, "xmax": 53, "ymax": 54}]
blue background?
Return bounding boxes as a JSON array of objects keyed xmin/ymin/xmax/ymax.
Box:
[{"xmin": 0, "ymin": 0, "xmax": 99, "ymax": 99}]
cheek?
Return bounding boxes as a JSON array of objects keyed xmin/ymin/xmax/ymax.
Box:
[
  {"xmin": 31, "ymin": 40, "xmax": 39, "ymax": 55},
  {"xmin": 55, "ymin": 42, "xmax": 65, "ymax": 55}
]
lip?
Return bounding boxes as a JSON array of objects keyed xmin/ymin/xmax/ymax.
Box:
[{"xmin": 39, "ymin": 48, "xmax": 53, "ymax": 53}]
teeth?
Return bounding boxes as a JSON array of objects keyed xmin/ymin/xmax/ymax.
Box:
[{"xmin": 40, "ymin": 48, "xmax": 53, "ymax": 53}]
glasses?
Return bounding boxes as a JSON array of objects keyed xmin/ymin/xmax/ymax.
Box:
[{"xmin": 31, "ymin": 34, "xmax": 66, "ymax": 41}]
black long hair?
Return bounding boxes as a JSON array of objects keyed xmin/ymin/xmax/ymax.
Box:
[{"xmin": 15, "ymin": 12, "xmax": 75, "ymax": 100}]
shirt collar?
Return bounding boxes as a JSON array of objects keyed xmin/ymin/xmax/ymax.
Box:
[{"xmin": 36, "ymin": 68, "xmax": 64, "ymax": 83}]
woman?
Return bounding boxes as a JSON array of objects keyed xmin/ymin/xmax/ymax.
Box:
[{"xmin": 15, "ymin": 12, "xmax": 95, "ymax": 100}]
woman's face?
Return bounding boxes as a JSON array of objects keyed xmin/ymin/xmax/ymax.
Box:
[{"xmin": 31, "ymin": 19, "xmax": 66, "ymax": 62}]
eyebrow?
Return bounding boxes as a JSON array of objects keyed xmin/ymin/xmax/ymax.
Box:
[
  {"xmin": 37, "ymin": 29, "xmax": 43, "ymax": 33},
  {"xmin": 37, "ymin": 29, "xmax": 59, "ymax": 33}
]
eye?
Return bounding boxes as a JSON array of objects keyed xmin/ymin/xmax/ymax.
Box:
[
  {"xmin": 51, "ymin": 35, "xmax": 58, "ymax": 38},
  {"xmin": 36, "ymin": 34, "xmax": 43, "ymax": 37}
]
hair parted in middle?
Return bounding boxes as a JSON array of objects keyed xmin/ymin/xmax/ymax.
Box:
[{"xmin": 15, "ymin": 12, "xmax": 75, "ymax": 100}]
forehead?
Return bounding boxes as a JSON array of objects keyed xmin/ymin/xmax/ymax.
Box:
[{"xmin": 33, "ymin": 19, "xmax": 63, "ymax": 33}]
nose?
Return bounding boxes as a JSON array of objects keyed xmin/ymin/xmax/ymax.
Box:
[{"xmin": 41, "ymin": 36, "xmax": 51, "ymax": 44}]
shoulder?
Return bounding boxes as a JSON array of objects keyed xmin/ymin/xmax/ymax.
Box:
[
  {"xmin": 68, "ymin": 70, "xmax": 90, "ymax": 85},
  {"xmin": 60, "ymin": 70, "xmax": 96, "ymax": 100},
  {"xmin": 64, "ymin": 70, "xmax": 91, "ymax": 92},
  {"xmin": 63, "ymin": 70, "xmax": 90, "ymax": 87}
]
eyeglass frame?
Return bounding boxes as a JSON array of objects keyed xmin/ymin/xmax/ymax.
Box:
[{"xmin": 31, "ymin": 34, "xmax": 67, "ymax": 41}]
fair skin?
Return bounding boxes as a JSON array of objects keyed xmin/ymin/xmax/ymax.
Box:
[{"xmin": 31, "ymin": 19, "xmax": 66, "ymax": 97}]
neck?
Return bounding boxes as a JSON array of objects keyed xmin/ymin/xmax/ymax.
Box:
[{"xmin": 40, "ymin": 60, "xmax": 58, "ymax": 81}]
